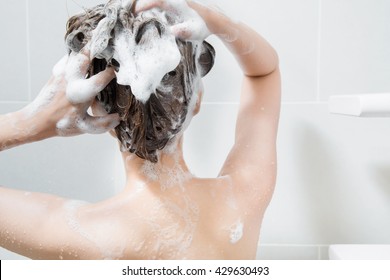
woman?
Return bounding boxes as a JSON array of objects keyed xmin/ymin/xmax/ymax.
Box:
[{"xmin": 0, "ymin": 0, "xmax": 280, "ymax": 259}]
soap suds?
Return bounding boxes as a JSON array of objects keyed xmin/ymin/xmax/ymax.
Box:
[
  {"xmin": 141, "ymin": 152, "xmax": 193, "ymax": 191},
  {"xmin": 146, "ymin": 195, "xmax": 199, "ymax": 258},
  {"xmin": 98, "ymin": 0, "xmax": 211, "ymax": 103},
  {"xmin": 136, "ymin": 0, "xmax": 211, "ymax": 41},
  {"xmin": 112, "ymin": 18, "xmax": 181, "ymax": 102},
  {"xmin": 229, "ymin": 219, "xmax": 244, "ymax": 244}
]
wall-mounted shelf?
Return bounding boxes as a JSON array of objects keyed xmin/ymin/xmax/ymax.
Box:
[{"xmin": 329, "ymin": 93, "xmax": 390, "ymax": 117}]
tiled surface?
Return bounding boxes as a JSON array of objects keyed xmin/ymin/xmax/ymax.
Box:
[
  {"xmin": 319, "ymin": 246, "xmax": 330, "ymax": 260},
  {"xmin": 184, "ymin": 103, "xmax": 238, "ymax": 177},
  {"xmin": 2, "ymin": 0, "xmax": 390, "ymax": 260},
  {"xmin": 28, "ymin": 0, "xmax": 103, "ymax": 98},
  {"xmin": 261, "ymin": 103, "xmax": 390, "ymax": 245},
  {"xmin": 257, "ymin": 245, "xmax": 320, "ymax": 260},
  {"xmin": 320, "ymin": 0, "xmax": 390, "ymax": 98},
  {"xmin": 0, "ymin": 0, "xmax": 29, "ymax": 101},
  {"xmin": 0, "ymin": 248, "xmax": 28, "ymax": 260},
  {"xmin": 203, "ymin": 0, "xmax": 320, "ymax": 103},
  {"xmin": 0, "ymin": 104, "xmax": 120, "ymax": 202}
]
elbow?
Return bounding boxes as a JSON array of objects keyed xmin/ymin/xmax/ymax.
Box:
[{"xmin": 245, "ymin": 49, "xmax": 279, "ymax": 78}]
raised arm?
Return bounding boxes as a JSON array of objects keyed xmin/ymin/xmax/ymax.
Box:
[
  {"xmin": 179, "ymin": 1, "xmax": 280, "ymax": 199},
  {"xmin": 0, "ymin": 46, "xmax": 119, "ymax": 259},
  {"xmin": 0, "ymin": 47, "xmax": 119, "ymax": 152},
  {"xmin": 135, "ymin": 0, "xmax": 280, "ymax": 205}
]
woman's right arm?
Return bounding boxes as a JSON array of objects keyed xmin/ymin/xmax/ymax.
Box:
[
  {"xmin": 135, "ymin": 0, "xmax": 280, "ymax": 211},
  {"xmin": 136, "ymin": 0, "xmax": 281, "ymax": 206},
  {"xmin": 136, "ymin": 0, "xmax": 281, "ymax": 205},
  {"xmin": 177, "ymin": 1, "xmax": 280, "ymax": 204}
]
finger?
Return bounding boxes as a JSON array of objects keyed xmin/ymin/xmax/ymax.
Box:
[
  {"xmin": 170, "ymin": 23, "xmax": 193, "ymax": 40},
  {"xmin": 87, "ymin": 67, "xmax": 116, "ymax": 93},
  {"xmin": 77, "ymin": 113, "xmax": 120, "ymax": 134},
  {"xmin": 171, "ymin": 20, "xmax": 210, "ymax": 40},
  {"xmin": 91, "ymin": 99, "xmax": 109, "ymax": 116},
  {"xmin": 66, "ymin": 43, "xmax": 92, "ymax": 80},
  {"xmin": 52, "ymin": 55, "xmax": 69, "ymax": 77},
  {"xmin": 135, "ymin": 0, "xmax": 165, "ymax": 13},
  {"xmin": 79, "ymin": 42, "xmax": 91, "ymax": 60},
  {"xmin": 66, "ymin": 67, "xmax": 115, "ymax": 104}
]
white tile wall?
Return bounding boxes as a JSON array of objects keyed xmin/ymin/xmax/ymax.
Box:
[
  {"xmin": 28, "ymin": 0, "xmax": 103, "ymax": 98},
  {"xmin": 0, "ymin": 104, "xmax": 122, "ymax": 200},
  {"xmin": 203, "ymin": 0, "xmax": 320, "ymax": 103},
  {"xmin": 184, "ymin": 104, "xmax": 237, "ymax": 177},
  {"xmin": 320, "ymin": 0, "xmax": 390, "ymax": 98},
  {"xmin": 1, "ymin": 0, "xmax": 390, "ymax": 260},
  {"xmin": 257, "ymin": 244, "xmax": 320, "ymax": 260},
  {"xmin": 261, "ymin": 104, "xmax": 390, "ymax": 247},
  {"xmin": 0, "ymin": 0, "xmax": 29, "ymax": 101}
]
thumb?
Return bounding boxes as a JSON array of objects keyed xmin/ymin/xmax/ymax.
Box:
[
  {"xmin": 170, "ymin": 23, "xmax": 193, "ymax": 40},
  {"xmin": 77, "ymin": 113, "xmax": 120, "ymax": 134},
  {"xmin": 170, "ymin": 21, "xmax": 210, "ymax": 41}
]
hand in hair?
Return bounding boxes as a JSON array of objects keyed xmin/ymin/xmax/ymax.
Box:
[
  {"xmin": 135, "ymin": 0, "xmax": 210, "ymax": 40},
  {"xmin": 28, "ymin": 44, "xmax": 120, "ymax": 138}
]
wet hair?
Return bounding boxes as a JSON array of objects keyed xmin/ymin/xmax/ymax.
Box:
[{"xmin": 65, "ymin": 3, "xmax": 215, "ymax": 162}]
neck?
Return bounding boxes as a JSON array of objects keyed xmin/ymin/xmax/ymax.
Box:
[{"xmin": 121, "ymin": 136, "xmax": 192, "ymax": 191}]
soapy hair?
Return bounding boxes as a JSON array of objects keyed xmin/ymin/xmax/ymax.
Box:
[{"xmin": 65, "ymin": 3, "xmax": 215, "ymax": 162}]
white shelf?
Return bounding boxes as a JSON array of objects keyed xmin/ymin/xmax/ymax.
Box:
[{"xmin": 329, "ymin": 93, "xmax": 390, "ymax": 117}]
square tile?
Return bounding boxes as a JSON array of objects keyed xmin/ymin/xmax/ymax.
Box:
[
  {"xmin": 257, "ymin": 244, "xmax": 319, "ymax": 260},
  {"xmin": 320, "ymin": 0, "xmax": 390, "ymax": 99},
  {"xmin": 203, "ymin": 0, "xmax": 320, "ymax": 103},
  {"xmin": 0, "ymin": 248, "xmax": 28, "ymax": 260},
  {"xmin": 261, "ymin": 103, "xmax": 390, "ymax": 245},
  {"xmin": 319, "ymin": 245, "xmax": 330, "ymax": 260},
  {"xmin": 0, "ymin": 0, "xmax": 29, "ymax": 102},
  {"xmin": 0, "ymin": 102, "xmax": 120, "ymax": 202},
  {"xmin": 28, "ymin": 0, "xmax": 103, "ymax": 98},
  {"xmin": 183, "ymin": 103, "xmax": 238, "ymax": 177}
]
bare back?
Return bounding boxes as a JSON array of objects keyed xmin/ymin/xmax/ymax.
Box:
[{"xmin": 54, "ymin": 175, "xmax": 269, "ymax": 260}]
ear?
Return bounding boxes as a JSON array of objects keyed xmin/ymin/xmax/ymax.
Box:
[{"xmin": 199, "ymin": 41, "xmax": 216, "ymax": 77}]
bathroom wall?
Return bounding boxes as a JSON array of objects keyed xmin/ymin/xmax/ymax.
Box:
[{"xmin": 1, "ymin": 0, "xmax": 389, "ymax": 260}]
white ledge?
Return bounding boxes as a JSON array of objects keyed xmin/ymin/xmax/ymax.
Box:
[{"xmin": 329, "ymin": 93, "xmax": 390, "ymax": 117}]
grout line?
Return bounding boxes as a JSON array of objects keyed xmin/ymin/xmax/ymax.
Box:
[
  {"xmin": 316, "ymin": 0, "xmax": 323, "ymax": 102},
  {"xmin": 318, "ymin": 246, "xmax": 322, "ymax": 260},
  {"xmin": 25, "ymin": 0, "xmax": 32, "ymax": 101}
]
